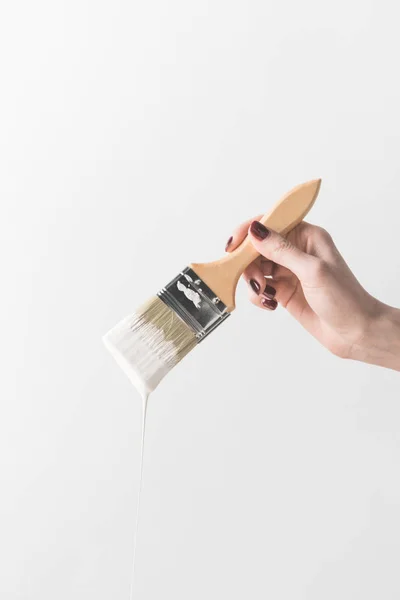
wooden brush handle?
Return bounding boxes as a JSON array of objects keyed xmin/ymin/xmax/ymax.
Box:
[{"xmin": 190, "ymin": 179, "xmax": 321, "ymax": 312}]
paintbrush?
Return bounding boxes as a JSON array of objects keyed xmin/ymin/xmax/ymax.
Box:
[{"xmin": 103, "ymin": 179, "xmax": 321, "ymax": 396}]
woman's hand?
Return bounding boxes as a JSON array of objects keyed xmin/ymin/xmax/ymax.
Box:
[{"xmin": 225, "ymin": 220, "xmax": 400, "ymax": 370}]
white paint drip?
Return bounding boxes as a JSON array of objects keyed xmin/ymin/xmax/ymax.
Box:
[
  {"xmin": 128, "ymin": 392, "xmax": 148, "ymax": 600},
  {"xmin": 103, "ymin": 300, "xmax": 197, "ymax": 598},
  {"xmin": 103, "ymin": 309, "xmax": 182, "ymax": 597},
  {"xmin": 103, "ymin": 316, "xmax": 168, "ymax": 597}
]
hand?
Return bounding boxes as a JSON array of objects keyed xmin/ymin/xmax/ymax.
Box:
[{"xmin": 225, "ymin": 220, "xmax": 400, "ymax": 370}]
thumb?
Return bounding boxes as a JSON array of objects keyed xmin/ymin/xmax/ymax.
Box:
[{"xmin": 248, "ymin": 221, "xmax": 316, "ymax": 281}]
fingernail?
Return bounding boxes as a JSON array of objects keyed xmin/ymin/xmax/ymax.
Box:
[
  {"xmin": 250, "ymin": 221, "xmax": 270, "ymax": 240},
  {"xmin": 250, "ymin": 279, "xmax": 261, "ymax": 294},
  {"xmin": 225, "ymin": 236, "xmax": 233, "ymax": 251},
  {"xmin": 262, "ymin": 298, "xmax": 278, "ymax": 310},
  {"xmin": 263, "ymin": 283, "xmax": 276, "ymax": 299}
]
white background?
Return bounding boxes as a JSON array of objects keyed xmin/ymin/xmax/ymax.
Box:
[{"xmin": 1, "ymin": 1, "xmax": 400, "ymax": 598}]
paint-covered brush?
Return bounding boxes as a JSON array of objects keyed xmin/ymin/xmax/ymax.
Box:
[{"xmin": 103, "ymin": 179, "xmax": 321, "ymax": 396}]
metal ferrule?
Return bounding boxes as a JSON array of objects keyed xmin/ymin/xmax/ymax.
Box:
[{"xmin": 157, "ymin": 267, "xmax": 231, "ymax": 341}]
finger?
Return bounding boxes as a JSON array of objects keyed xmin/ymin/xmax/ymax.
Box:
[
  {"xmin": 259, "ymin": 258, "xmax": 277, "ymax": 277},
  {"xmin": 247, "ymin": 285, "xmax": 278, "ymax": 311},
  {"xmin": 225, "ymin": 214, "xmax": 263, "ymax": 252},
  {"xmin": 259, "ymin": 257, "xmax": 292, "ymax": 279},
  {"xmin": 243, "ymin": 262, "xmax": 278, "ymax": 299},
  {"xmin": 243, "ymin": 255, "xmax": 275, "ymax": 277},
  {"xmin": 260, "ymin": 297, "xmax": 278, "ymax": 311},
  {"xmin": 249, "ymin": 276, "xmax": 316, "ymax": 328},
  {"xmin": 252, "ymin": 254, "xmax": 277, "ymax": 277},
  {"xmin": 247, "ymin": 275, "xmax": 278, "ymax": 311},
  {"xmin": 251, "ymin": 277, "xmax": 290, "ymax": 308},
  {"xmin": 248, "ymin": 221, "xmax": 318, "ymax": 282},
  {"xmin": 242, "ymin": 261, "xmax": 266, "ymax": 296}
]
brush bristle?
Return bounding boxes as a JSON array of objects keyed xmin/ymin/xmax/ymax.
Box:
[{"xmin": 103, "ymin": 296, "xmax": 197, "ymax": 395}]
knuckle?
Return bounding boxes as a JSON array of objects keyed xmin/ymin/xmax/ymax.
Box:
[
  {"xmin": 329, "ymin": 343, "xmax": 348, "ymax": 359},
  {"xmin": 311, "ymin": 258, "xmax": 330, "ymax": 281},
  {"xmin": 295, "ymin": 221, "xmax": 313, "ymax": 240},
  {"xmin": 314, "ymin": 226, "xmax": 333, "ymax": 245},
  {"xmin": 272, "ymin": 236, "xmax": 293, "ymax": 256}
]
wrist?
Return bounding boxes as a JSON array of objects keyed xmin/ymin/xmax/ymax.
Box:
[{"xmin": 351, "ymin": 302, "xmax": 400, "ymax": 371}]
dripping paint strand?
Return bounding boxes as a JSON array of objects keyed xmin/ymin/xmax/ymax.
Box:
[{"xmin": 129, "ymin": 393, "xmax": 148, "ymax": 599}]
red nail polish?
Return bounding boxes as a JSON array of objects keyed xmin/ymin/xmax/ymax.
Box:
[
  {"xmin": 262, "ymin": 298, "xmax": 277, "ymax": 310},
  {"xmin": 263, "ymin": 284, "xmax": 276, "ymax": 299},
  {"xmin": 250, "ymin": 221, "xmax": 270, "ymax": 240},
  {"xmin": 250, "ymin": 279, "xmax": 261, "ymax": 294},
  {"xmin": 225, "ymin": 236, "xmax": 233, "ymax": 251}
]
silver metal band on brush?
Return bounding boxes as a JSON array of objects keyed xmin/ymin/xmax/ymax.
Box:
[{"xmin": 157, "ymin": 267, "xmax": 230, "ymax": 341}]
